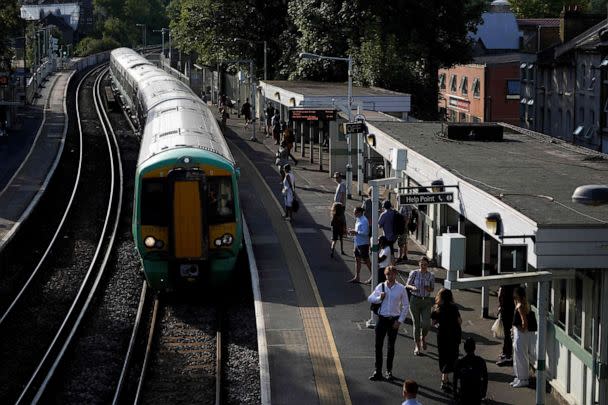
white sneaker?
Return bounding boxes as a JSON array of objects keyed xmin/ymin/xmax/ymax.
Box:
[
  {"xmin": 512, "ymin": 379, "xmax": 528, "ymax": 388},
  {"xmin": 509, "ymin": 378, "xmax": 519, "ymax": 386}
]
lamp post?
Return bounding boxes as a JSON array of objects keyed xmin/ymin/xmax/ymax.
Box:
[
  {"xmin": 136, "ymin": 23, "xmax": 146, "ymax": 50},
  {"xmin": 153, "ymin": 28, "xmax": 169, "ymax": 57},
  {"xmin": 299, "ymin": 52, "xmax": 353, "ymax": 198},
  {"xmin": 233, "ymin": 38, "xmax": 267, "ymax": 81}
]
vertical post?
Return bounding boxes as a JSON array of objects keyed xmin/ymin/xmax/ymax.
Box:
[
  {"xmin": 250, "ymin": 60, "xmax": 256, "ymax": 141},
  {"xmin": 481, "ymin": 233, "xmax": 490, "ymax": 318},
  {"xmin": 318, "ymin": 122, "xmax": 323, "ymax": 171},
  {"xmin": 168, "ymin": 31, "xmax": 172, "ymax": 63},
  {"xmin": 300, "ymin": 121, "xmax": 305, "ymax": 158},
  {"xmin": 598, "ymin": 273, "xmax": 608, "ymax": 403},
  {"xmin": 293, "ymin": 120, "xmax": 299, "ymax": 152},
  {"xmin": 357, "ymin": 132, "xmax": 363, "ymax": 196},
  {"xmin": 309, "ymin": 122, "xmax": 314, "ymax": 164},
  {"xmin": 263, "ymin": 41, "xmax": 267, "ymax": 81},
  {"xmin": 366, "ymin": 182, "xmax": 380, "ymax": 328},
  {"xmin": 535, "ymin": 280, "xmax": 549, "ymax": 405},
  {"xmin": 346, "ymin": 55, "xmax": 353, "ymax": 199}
]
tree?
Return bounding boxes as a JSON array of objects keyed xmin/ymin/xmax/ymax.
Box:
[
  {"xmin": 0, "ymin": 0, "xmax": 21, "ymax": 69},
  {"xmin": 509, "ymin": 0, "xmax": 583, "ymax": 17}
]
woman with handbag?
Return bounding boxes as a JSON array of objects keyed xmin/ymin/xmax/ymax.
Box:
[
  {"xmin": 282, "ymin": 164, "xmax": 296, "ymax": 221},
  {"xmin": 511, "ymin": 286, "xmax": 536, "ymax": 388}
]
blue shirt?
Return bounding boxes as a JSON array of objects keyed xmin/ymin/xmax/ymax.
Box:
[
  {"xmin": 378, "ymin": 209, "xmax": 396, "ymax": 241},
  {"xmin": 354, "ymin": 215, "xmax": 369, "ymax": 247}
]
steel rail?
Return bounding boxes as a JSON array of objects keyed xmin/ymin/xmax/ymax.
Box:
[
  {"xmin": 215, "ymin": 314, "xmax": 223, "ymax": 405},
  {"xmin": 133, "ymin": 296, "xmax": 161, "ymax": 405}
]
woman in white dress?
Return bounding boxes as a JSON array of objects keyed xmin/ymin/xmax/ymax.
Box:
[{"xmin": 282, "ymin": 164, "xmax": 295, "ymax": 220}]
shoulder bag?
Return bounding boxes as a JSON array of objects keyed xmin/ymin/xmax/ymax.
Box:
[{"xmin": 371, "ymin": 283, "xmax": 385, "ymax": 315}]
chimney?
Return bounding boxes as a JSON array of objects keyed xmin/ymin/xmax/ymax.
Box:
[{"xmin": 560, "ymin": 5, "xmax": 605, "ymax": 43}]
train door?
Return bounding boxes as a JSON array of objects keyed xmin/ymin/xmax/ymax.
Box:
[{"xmin": 169, "ymin": 169, "xmax": 208, "ymax": 263}]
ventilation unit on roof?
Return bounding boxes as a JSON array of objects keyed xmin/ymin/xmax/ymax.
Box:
[{"xmin": 445, "ymin": 123, "xmax": 503, "ymax": 141}]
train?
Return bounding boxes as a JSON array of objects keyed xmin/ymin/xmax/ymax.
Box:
[{"xmin": 109, "ymin": 47, "xmax": 242, "ymax": 291}]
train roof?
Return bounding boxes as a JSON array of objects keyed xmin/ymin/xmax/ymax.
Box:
[{"xmin": 111, "ymin": 47, "xmax": 154, "ymax": 69}]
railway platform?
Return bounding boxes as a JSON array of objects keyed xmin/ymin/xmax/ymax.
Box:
[
  {"xmin": 225, "ymin": 114, "xmax": 567, "ymax": 404},
  {"xmin": 0, "ymin": 70, "xmax": 74, "ymax": 254}
]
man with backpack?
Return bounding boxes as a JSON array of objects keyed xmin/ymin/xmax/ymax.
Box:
[
  {"xmin": 378, "ymin": 200, "xmax": 397, "ymax": 255},
  {"xmin": 453, "ymin": 337, "xmax": 488, "ymax": 405}
]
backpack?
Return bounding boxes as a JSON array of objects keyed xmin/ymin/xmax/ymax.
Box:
[
  {"xmin": 393, "ymin": 210, "xmax": 406, "ymax": 235},
  {"xmin": 456, "ymin": 360, "xmax": 484, "ymax": 403}
]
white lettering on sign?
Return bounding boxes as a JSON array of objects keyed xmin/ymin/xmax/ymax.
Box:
[{"xmin": 399, "ymin": 192, "xmax": 454, "ymax": 205}]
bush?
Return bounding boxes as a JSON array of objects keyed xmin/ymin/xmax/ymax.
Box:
[{"xmin": 75, "ymin": 37, "xmax": 121, "ymax": 57}]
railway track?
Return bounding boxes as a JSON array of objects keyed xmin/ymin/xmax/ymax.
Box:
[{"xmin": 0, "ymin": 65, "xmax": 124, "ymax": 403}]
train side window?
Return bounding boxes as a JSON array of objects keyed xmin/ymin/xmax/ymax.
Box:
[
  {"xmin": 141, "ymin": 179, "xmax": 169, "ymax": 225},
  {"xmin": 207, "ymin": 177, "xmax": 235, "ymax": 224}
]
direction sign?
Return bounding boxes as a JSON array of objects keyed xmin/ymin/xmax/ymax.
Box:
[
  {"xmin": 400, "ymin": 192, "xmax": 454, "ymax": 205},
  {"xmin": 343, "ymin": 122, "xmax": 366, "ymax": 134}
]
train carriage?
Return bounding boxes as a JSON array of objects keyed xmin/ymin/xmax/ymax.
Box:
[{"xmin": 110, "ymin": 48, "xmax": 242, "ymax": 291}]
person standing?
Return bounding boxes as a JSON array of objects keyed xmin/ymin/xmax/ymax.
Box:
[
  {"xmin": 431, "ymin": 288, "xmax": 462, "ymax": 393},
  {"xmin": 406, "ymin": 257, "xmax": 435, "ymax": 355},
  {"xmin": 333, "ymin": 171, "xmax": 346, "ymax": 206},
  {"xmin": 282, "ymin": 164, "xmax": 295, "ymax": 221},
  {"xmin": 378, "ymin": 200, "xmax": 397, "ymax": 254},
  {"xmin": 511, "ymin": 286, "xmax": 536, "ymax": 388},
  {"xmin": 271, "ymin": 110, "xmax": 281, "ymax": 145},
  {"xmin": 367, "ymin": 266, "xmax": 410, "ymax": 381},
  {"xmin": 241, "ymin": 97, "xmax": 252, "ymax": 128},
  {"xmin": 453, "ymin": 337, "xmax": 488, "ymax": 405},
  {"xmin": 402, "ymin": 379, "xmax": 423, "ymax": 405},
  {"xmin": 265, "ymin": 103, "xmax": 275, "ymax": 137},
  {"xmin": 362, "ymin": 187, "xmax": 373, "ymax": 233},
  {"xmin": 396, "ymin": 203, "xmax": 412, "ymax": 262},
  {"xmin": 347, "ymin": 206, "xmax": 372, "ymax": 284},
  {"xmin": 496, "ymin": 284, "xmax": 517, "ymax": 366},
  {"xmin": 377, "ymin": 236, "xmax": 391, "ymax": 283},
  {"xmin": 330, "ymin": 202, "xmax": 346, "ymax": 257}
]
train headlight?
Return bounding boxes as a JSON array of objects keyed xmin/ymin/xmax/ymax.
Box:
[
  {"xmin": 214, "ymin": 238, "xmax": 223, "ymax": 247},
  {"xmin": 221, "ymin": 233, "xmax": 234, "ymax": 245},
  {"xmin": 144, "ymin": 236, "xmax": 156, "ymax": 248}
]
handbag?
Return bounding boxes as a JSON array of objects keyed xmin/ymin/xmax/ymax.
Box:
[
  {"xmin": 491, "ymin": 315, "xmax": 505, "ymax": 339},
  {"xmin": 527, "ymin": 310, "xmax": 538, "ymax": 332},
  {"xmin": 370, "ymin": 283, "xmax": 385, "ymax": 315},
  {"xmin": 291, "ymin": 198, "xmax": 300, "ymax": 213}
]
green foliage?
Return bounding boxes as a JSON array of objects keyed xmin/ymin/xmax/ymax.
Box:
[
  {"xmin": 74, "ymin": 36, "xmax": 121, "ymax": 56},
  {"xmin": 0, "ymin": 0, "xmax": 21, "ymax": 69},
  {"xmin": 509, "ymin": 0, "xmax": 586, "ymax": 17}
]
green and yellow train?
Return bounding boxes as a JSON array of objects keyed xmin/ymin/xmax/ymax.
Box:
[{"xmin": 110, "ymin": 48, "xmax": 242, "ymax": 291}]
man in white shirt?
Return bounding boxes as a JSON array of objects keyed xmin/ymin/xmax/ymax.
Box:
[
  {"xmin": 333, "ymin": 171, "xmax": 346, "ymax": 205},
  {"xmin": 367, "ymin": 266, "xmax": 409, "ymax": 381}
]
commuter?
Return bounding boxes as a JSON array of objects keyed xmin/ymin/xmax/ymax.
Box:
[
  {"xmin": 511, "ymin": 286, "xmax": 537, "ymax": 388},
  {"xmin": 241, "ymin": 97, "xmax": 252, "ymax": 128},
  {"xmin": 396, "ymin": 203, "xmax": 413, "ymax": 263},
  {"xmin": 220, "ymin": 93, "xmax": 227, "ymax": 109},
  {"xmin": 367, "ymin": 265, "xmax": 409, "ymax": 381},
  {"xmin": 282, "ymin": 164, "xmax": 296, "ymax": 221},
  {"xmin": 406, "ymin": 257, "xmax": 435, "ymax": 355},
  {"xmin": 402, "ymin": 379, "xmax": 423, "ymax": 405},
  {"xmin": 453, "ymin": 337, "xmax": 488, "ymax": 405},
  {"xmin": 333, "ymin": 171, "xmax": 346, "ymax": 206},
  {"xmin": 362, "ymin": 187, "xmax": 373, "ymax": 230},
  {"xmin": 431, "ymin": 288, "xmax": 462, "ymax": 393},
  {"xmin": 347, "ymin": 206, "xmax": 372, "ymax": 284},
  {"xmin": 271, "ymin": 110, "xmax": 281, "ymax": 145},
  {"xmin": 276, "ymin": 140, "xmax": 297, "ymax": 180},
  {"xmin": 378, "ymin": 200, "xmax": 397, "ymax": 254},
  {"xmin": 281, "ymin": 127, "xmax": 298, "ymax": 165},
  {"xmin": 377, "ymin": 236, "xmax": 391, "ymax": 283},
  {"xmin": 330, "ymin": 202, "xmax": 346, "ymax": 257},
  {"xmin": 265, "ymin": 102, "xmax": 275, "ymax": 136},
  {"xmin": 496, "ymin": 284, "xmax": 517, "ymax": 366}
]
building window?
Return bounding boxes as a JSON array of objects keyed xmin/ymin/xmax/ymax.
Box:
[
  {"xmin": 459, "ymin": 112, "xmax": 467, "ymax": 122},
  {"xmin": 520, "ymin": 63, "xmax": 527, "ymax": 80},
  {"xmin": 556, "ymin": 279, "xmax": 567, "ymax": 328},
  {"xmin": 460, "ymin": 76, "xmax": 468, "ymax": 95},
  {"xmin": 579, "ymin": 107, "xmax": 585, "ymax": 124},
  {"xmin": 581, "ymin": 64, "xmax": 586, "ymax": 89},
  {"xmin": 572, "ymin": 275, "xmax": 583, "ymax": 343},
  {"xmin": 590, "ymin": 109, "xmax": 595, "ymax": 127},
  {"xmin": 506, "ymin": 80, "xmax": 520, "ymax": 99},
  {"xmin": 573, "ymin": 125, "xmax": 584, "ymax": 137},
  {"xmin": 472, "ymin": 78, "xmax": 480, "ymax": 98},
  {"xmin": 527, "ymin": 64, "xmax": 534, "ymax": 81},
  {"xmin": 439, "ymin": 73, "xmax": 446, "ymax": 89},
  {"xmin": 450, "ymin": 74, "xmax": 457, "ymax": 92}
]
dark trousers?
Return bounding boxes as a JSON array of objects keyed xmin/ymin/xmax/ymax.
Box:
[
  {"xmin": 501, "ymin": 310, "xmax": 514, "ymax": 357},
  {"xmin": 375, "ymin": 316, "xmax": 399, "ymax": 372}
]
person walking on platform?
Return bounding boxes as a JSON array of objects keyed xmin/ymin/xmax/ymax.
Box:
[
  {"xmin": 347, "ymin": 206, "xmax": 372, "ymax": 283},
  {"xmin": 406, "ymin": 257, "xmax": 435, "ymax": 355},
  {"xmin": 241, "ymin": 97, "xmax": 252, "ymax": 128},
  {"xmin": 271, "ymin": 110, "xmax": 281, "ymax": 145},
  {"xmin": 265, "ymin": 102, "xmax": 275, "ymax": 137},
  {"xmin": 368, "ymin": 265, "xmax": 409, "ymax": 381},
  {"xmin": 453, "ymin": 337, "xmax": 488, "ymax": 405},
  {"xmin": 275, "ymin": 141, "xmax": 297, "ymax": 180},
  {"xmin": 330, "ymin": 202, "xmax": 346, "ymax": 257},
  {"xmin": 511, "ymin": 286, "xmax": 537, "ymax": 388},
  {"xmin": 496, "ymin": 284, "xmax": 517, "ymax": 366},
  {"xmin": 333, "ymin": 172, "xmax": 346, "ymax": 206},
  {"xmin": 377, "ymin": 236, "xmax": 391, "ymax": 283},
  {"xmin": 282, "ymin": 164, "xmax": 296, "ymax": 221},
  {"xmin": 402, "ymin": 379, "xmax": 423, "ymax": 405},
  {"xmin": 378, "ymin": 200, "xmax": 397, "ymax": 254},
  {"xmin": 431, "ymin": 288, "xmax": 462, "ymax": 393}
]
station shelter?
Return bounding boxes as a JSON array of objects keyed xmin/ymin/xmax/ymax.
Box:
[{"xmin": 356, "ymin": 121, "xmax": 608, "ymax": 405}]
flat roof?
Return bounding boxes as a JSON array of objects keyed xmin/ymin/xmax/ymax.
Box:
[
  {"xmin": 263, "ymin": 80, "xmax": 410, "ymax": 97},
  {"xmin": 371, "ymin": 122, "xmax": 608, "ymax": 226}
]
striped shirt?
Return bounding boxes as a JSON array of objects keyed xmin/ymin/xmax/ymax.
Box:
[{"xmin": 406, "ymin": 269, "xmax": 435, "ymax": 298}]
